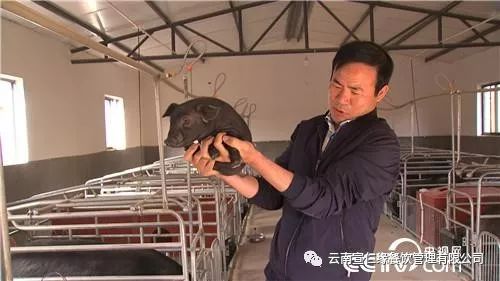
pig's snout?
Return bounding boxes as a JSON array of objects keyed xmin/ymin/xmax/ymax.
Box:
[{"xmin": 165, "ymin": 132, "xmax": 184, "ymax": 147}]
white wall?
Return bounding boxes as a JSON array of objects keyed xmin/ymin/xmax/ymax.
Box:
[
  {"xmin": 3, "ymin": 17, "xmax": 499, "ymax": 161},
  {"xmin": 452, "ymin": 47, "xmax": 500, "ymax": 136},
  {"xmin": 1, "ymin": 19, "xmax": 142, "ymax": 161},
  {"xmin": 140, "ymin": 51, "xmax": 463, "ymax": 145}
]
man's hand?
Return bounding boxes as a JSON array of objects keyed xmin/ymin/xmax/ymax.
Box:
[
  {"xmin": 183, "ymin": 133, "xmax": 232, "ymax": 177},
  {"xmin": 222, "ymin": 134, "xmax": 260, "ymax": 166},
  {"xmin": 184, "ymin": 137, "xmax": 218, "ymax": 177}
]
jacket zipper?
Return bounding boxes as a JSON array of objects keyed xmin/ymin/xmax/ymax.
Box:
[{"xmin": 284, "ymin": 216, "xmax": 304, "ymax": 280}]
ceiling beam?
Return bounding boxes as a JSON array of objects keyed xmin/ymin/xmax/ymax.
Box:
[
  {"xmin": 341, "ymin": 7, "xmax": 370, "ymax": 45},
  {"xmin": 179, "ymin": 25, "xmax": 234, "ymax": 52},
  {"xmin": 303, "ymin": 1, "xmax": 309, "ymax": 48},
  {"xmin": 425, "ymin": 24, "xmax": 500, "ymax": 62},
  {"xmin": 145, "ymin": 0, "xmax": 202, "ymax": 58},
  {"xmin": 285, "ymin": 2, "xmax": 302, "ymax": 41},
  {"xmin": 70, "ymin": 1, "xmax": 274, "ymax": 54},
  {"xmin": 72, "ymin": 40, "xmax": 500, "ymax": 64},
  {"xmin": 127, "ymin": 35, "xmax": 149, "ymax": 57},
  {"xmin": 34, "ymin": 0, "xmax": 164, "ymax": 72},
  {"xmin": 250, "ymin": 2, "xmax": 293, "ymax": 51},
  {"xmin": 460, "ymin": 19, "xmax": 489, "ymax": 42},
  {"xmin": 356, "ymin": 1, "xmax": 500, "ymax": 25},
  {"xmin": 229, "ymin": 1, "xmax": 246, "ymax": 51},
  {"xmin": 369, "ymin": 4, "xmax": 374, "ymax": 42},
  {"xmin": 317, "ymin": 1, "xmax": 360, "ymax": 42},
  {"xmin": 389, "ymin": 1, "xmax": 461, "ymax": 46}
]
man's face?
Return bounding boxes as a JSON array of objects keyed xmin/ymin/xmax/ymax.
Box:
[{"xmin": 328, "ymin": 62, "xmax": 389, "ymax": 124}]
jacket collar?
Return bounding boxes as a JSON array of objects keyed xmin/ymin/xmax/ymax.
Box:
[{"xmin": 317, "ymin": 109, "xmax": 378, "ymax": 134}]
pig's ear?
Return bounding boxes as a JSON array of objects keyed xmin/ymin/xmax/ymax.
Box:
[
  {"xmin": 196, "ymin": 104, "xmax": 220, "ymax": 123},
  {"xmin": 162, "ymin": 103, "xmax": 178, "ymax": 117}
]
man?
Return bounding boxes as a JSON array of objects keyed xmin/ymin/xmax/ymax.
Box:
[{"xmin": 185, "ymin": 41, "xmax": 400, "ymax": 280}]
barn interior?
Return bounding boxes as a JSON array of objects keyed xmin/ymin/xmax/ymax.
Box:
[{"xmin": 1, "ymin": 1, "xmax": 499, "ymax": 281}]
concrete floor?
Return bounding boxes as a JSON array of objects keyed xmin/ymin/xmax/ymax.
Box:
[{"xmin": 229, "ymin": 206, "xmax": 469, "ymax": 281}]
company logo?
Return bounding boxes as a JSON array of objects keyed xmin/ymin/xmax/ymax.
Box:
[
  {"xmin": 303, "ymin": 238, "xmax": 483, "ymax": 275},
  {"xmin": 304, "ymin": 250, "xmax": 323, "ymax": 267}
]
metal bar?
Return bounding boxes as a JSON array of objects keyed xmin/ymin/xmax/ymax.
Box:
[
  {"xmin": 425, "ymin": 24, "xmax": 500, "ymax": 62},
  {"xmin": 0, "ymin": 139, "xmax": 13, "ymax": 281},
  {"xmin": 229, "ymin": 0, "xmax": 246, "ymax": 51},
  {"xmin": 250, "ymin": 2, "xmax": 294, "ymax": 51},
  {"xmin": 238, "ymin": 10, "xmax": 244, "ymax": 51},
  {"xmin": 34, "ymin": 0, "xmax": 164, "ymax": 72},
  {"xmin": 10, "ymin": 242, "xmax": 182, "ymax": 253},
  {"xmin": 0, "ymin": 1, "xmax": 187, "ymax": 94},
  {"xmin": 369, "ymin": 4, "xmax": 374, "ymax": 42},
  {"xmin": 146, "ymin": 1, "xmax": 201, "ymax": 56},
  {"xmin": 70, "ymin": 1, "xmax": 274, "ymax": 54},
  {"xmin": 317, "ymin": 1, "xmax": 360, "ymax": 41},
  {"xmin": 171, "ymin": 27, "xmax": 176, "ymax": 53},
  {"xmin": 438, "ymin": 15, "xmax": 443, "ymax": 43},
  {"xmin": 304, "ymin": 1, "xmax": 309, "ymax": 49},
  {"xmin": 390, "ymin": 1, "xmax": 461, "ymax": 46},
  {"xmin": 460, "ymin": 19, "xmax": 490, "ymax": 42},
  {"xmin": 71, "ymin": 40, "xmax": 500, "ymax": 63},
  {"xmin": 127, "ymin": 35, "xmax": 149, "ymax": 57},
  {"xmin": 356, "ymin": 1, "xmax": 500, "ymax": 25},
  {"xmin": 382, "ymin": 14, "xmax": 433, "ymax": 46},
  {"xmin": 153, "ymin": 78, "xmax": 168, "ymax": 209},
  {"xmin": 284, "ymin": 2, "xmax": 299, "ymax": 41},
  {"xmin": 341, "ymin": 7, "xmax": 369, "ymax": 45},
  {"xmin": 180, "ymin": 25, "xmax": 235, "ymax": 52}
]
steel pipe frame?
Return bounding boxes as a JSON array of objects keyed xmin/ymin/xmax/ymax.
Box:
[
  {"xmin": 388, "ymin": 1, "xmax": 461, "ymax": 47},
  {"xmin": 7, "ymin": 170, "xmax": 238, "ymax": 278},
  {"xmin": 475, "ymin": 171, "xmax": 500, "ymax": 281},
  {"xmin": 70, "ymin": 1, "xmax": 274, "ymax": 54},
  {"xmin": 25, "ymin": 0, "xmax": 493, "ymax": 64},
  {"xmin": 426, "ymin": 24, "xmax": 500, "ymax": 62},
  {"xmin": 250, "ymin": 1, "xmax": 293, "ymax": 51},
  {"xmin": 476, "ymin": 231, "xmax": 500, "ymax": 281},
  {"xmin": 9, "ymin": 208, "xmax": 191, "ymax": 281},
  {"xmin": 34, "ymin": 0, "xmax": 164, "ymax": 72},
  {"xmin": 460, "ymin": 19, "xmax": 490, "ymax": 42},
  {"xmin": 317, "ymin": 1, "xmax": 359, "ymax": 42},
  {"xmin": 0, "ymin": 141, "xmax": 12, "ymax": 281},
  {"xmin": 228, "ymin": 1, "xmax": 246, "ymax": 51},
  {"xmin": 341, "ymin": 7, "xmax": 369, "ymax": 44},
  {"xmin": 356, "ymin": 1, "xmax": 500, "ymax": 25},
  {"xmin": 71, "ymin": 40, "xmax": 500, "ymax": 63},
  {"xmin": 1, "ymin": 1, "xmax": 186, "ymax": 94},
  {"xmin": 145, "ymin": 0, "xmax": 204, "ymax": 60}
]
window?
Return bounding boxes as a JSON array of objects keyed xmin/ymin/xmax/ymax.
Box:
[
  {"xmin": 0, "ymin": 74, "xmax": 28, "ymax": 165},
  {"xmin": 477, "ymin": 81, "xmax": 500, "ymax": 135},
  {"xmin": 104, "ymin": 95, "xmax": 126, "ymax": 150}
]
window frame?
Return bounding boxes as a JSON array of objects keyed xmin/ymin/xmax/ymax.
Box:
[
  {"xmin": 104, "ymin": 95, "xmax": 126, "ymax": 151},
  {"xmin": 0, "ymin": 74, "xmax": 29, "ymax": 165},
  {"xmin": 479, "ymin": 81, "xmax": 500, "ymax": 136}
]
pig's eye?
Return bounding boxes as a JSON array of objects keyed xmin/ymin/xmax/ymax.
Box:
[{"xmin": 181, "ymin": 117, "xmax": 191, "ymax": 128}]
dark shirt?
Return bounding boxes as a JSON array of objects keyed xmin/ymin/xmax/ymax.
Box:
[{"xmin": 249, "ymin": 110, "xmax": 400, "ymax": 281}]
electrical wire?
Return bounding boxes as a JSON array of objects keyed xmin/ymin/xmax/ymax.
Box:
[
  {"xmin": 233, "ymin": 97, "xmax": 257, "ymax": 126},
  {"xmin": 379, "ymin": 86, "xmax": 500, "ymax": 111},
  {"xmin": 212, "ymin": 72, "xmax": 226, "ymax": 97},
  {"xmin": 383, "ymin": 10, "xmax": 500, "ymax": 128},
  {"xmin": 106, "ymin": 1, "xmax": 209, "ymax": 99}
]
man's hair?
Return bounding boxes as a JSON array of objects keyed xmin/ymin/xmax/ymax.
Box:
[{"xmin": 331, "ymin": 41, "xmax": 394, "ymax": 94}]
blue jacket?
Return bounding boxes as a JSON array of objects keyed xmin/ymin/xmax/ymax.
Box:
[{"xmin": 249, "ymin": 110, "xmax": 400, "ymax": 281}]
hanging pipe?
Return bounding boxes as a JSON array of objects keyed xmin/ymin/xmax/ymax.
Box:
[
  {"xmin": 0, "ymin": 139, "xmax": 13, "ymax": 281},
  {"xmin": 153, "ymin": 78, "xmax": 168, "ymax": 209}
]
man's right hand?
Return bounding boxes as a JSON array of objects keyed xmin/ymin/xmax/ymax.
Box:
[{"xmin": 183, "ymin": 133, "xmax": 232, "ymax": 177}]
